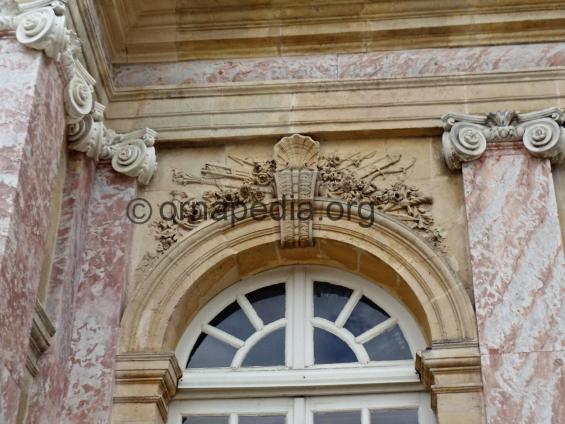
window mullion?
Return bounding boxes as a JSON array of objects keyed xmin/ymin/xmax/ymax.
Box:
[
  {"xmin": 293, "ymin": 397, "xmax": 306, "ymax": 424},
  {"xmin": 290, "ymin": 267, "xmax": 308, "ymax": 368}
]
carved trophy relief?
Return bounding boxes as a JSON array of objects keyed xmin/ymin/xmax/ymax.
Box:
[{"xmin": 137, "ymin": 135, "xmax": 446, "ymax": 273}]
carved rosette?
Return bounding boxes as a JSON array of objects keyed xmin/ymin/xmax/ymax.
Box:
[
  {"xmin": 274, "ymin": 134, "xmax": 320, "ymax": 248},
  {"xmin": 442, "ymin": 107, "xmax": 565, "ymax": 170},
  {"xmin": 68, "ymin": 102, "xmax": 157, "ymax": 185},
  {"xmin": 1, "ymin": 0, "xmax": 158, "ymax": 185}
]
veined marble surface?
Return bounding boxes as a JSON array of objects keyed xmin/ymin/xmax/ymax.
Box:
[
  {"xmin": 463, "ymin": 143, "xmax": 565, "ymax": 423},
  {"xmin": 114, "ymin": 42, "xmax": 565, "ymax": 87},
  {"xmin": 0, "ymin": 38, "xmax": 65, "ymax": 423}
]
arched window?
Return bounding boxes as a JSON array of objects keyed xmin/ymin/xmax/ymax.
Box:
[{"xmin": 171, "ymin": 267, "xmax": 436, "ymax": 424}]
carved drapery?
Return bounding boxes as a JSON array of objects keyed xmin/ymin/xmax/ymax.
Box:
[
  {"xmin": 0, "ymin": 0, "xmax": 157, "ymax": 184},
  {"xmin": 442, "ymin": 107, "xmax": 565, "ymax": 170}
]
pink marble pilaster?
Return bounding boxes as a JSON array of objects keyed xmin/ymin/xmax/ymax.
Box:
[
  {"xmin": 26, "ymin": 154, "xmax": 96, "ymax": 424},
  {"xmin": 462, "ymin": 143, "xmax": 565, "ymax": 424},
  {"xmin": 61, "ymin": 164, "xmax": 137, "ymax": 423},
  {"xmin": 0, "ymin": 37, "xmax": 65, "ymax": 422}
]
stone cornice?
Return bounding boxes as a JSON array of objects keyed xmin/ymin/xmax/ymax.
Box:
[
  {"xmin": 0, "ymin": 0, "xmax": 157, "ymax": 185},
  {"xmin": 442, "ymin": 107, "xmax": 565, "ymax": 170},
  {"xmin": 97, "ymin": 0, "xmax": 565, "ymax": 64}
]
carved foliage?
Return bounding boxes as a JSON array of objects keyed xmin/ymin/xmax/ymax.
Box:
[{"xmin": 139, "ymin": 136, "xmax": 446, "ymax": 271}]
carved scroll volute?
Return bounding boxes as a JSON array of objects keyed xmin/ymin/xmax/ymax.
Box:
[
  {"xmin": 441, "ymin": 114, "xmax": 488, "ymax": 171},
  {"xmin": 520, "ymin": 118, "xmax": 565, "ymax": 165},
  {"xmin": 273, "ymin": 134, "xmax": 320, "ymax": 248}
]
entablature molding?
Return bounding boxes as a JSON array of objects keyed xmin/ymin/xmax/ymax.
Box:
[
  {"xmin": 442, "ymin": 106, "xmax": 565, "ymax": 170},
  {"xmin": 0, "ymin": 0, "xmax": 157, "ymax": 184}
]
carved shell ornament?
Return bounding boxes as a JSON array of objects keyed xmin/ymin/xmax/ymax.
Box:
[
  {"xmin": 137, "ymin": 134, "xmax": 446, "ymax": 272},
  {"xmin": 274, "ymin": 134, "xmax": 320, "ymax": 170}
]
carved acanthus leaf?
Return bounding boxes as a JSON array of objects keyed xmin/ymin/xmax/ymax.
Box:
[{"xmin": 442, "ymin": 107, "xmax": 565, "ymax": 170}]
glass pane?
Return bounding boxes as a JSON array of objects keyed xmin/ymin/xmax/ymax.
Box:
[
  {"xmin": 344, "ymin": 296, "xmax": 389, "ymax": 336},
  {"xmin": 246, "ymin": 283, "xmax": 286, "ymax": 324},
  {"xmin": 187, "ymin": 333, "xmax": 237, "ymax": 368},
  {"xmin": 314, "ymin": 282, "xmax": 353, "ymax": 322},
  {"xmin": 183, "ymin": 416, "xmax": 229, "ymax": 424},
  {"xmin": 364, "ymin": 325, "xmax": 412, "ymax": 361},
  {"xmin": 314, "ymin": 328, "xmax": 357, "ymax": 364},
  {"xmin": 370, "ymin": 409, "xmax": 418, "ymax": 424},
  {"xmin": 314, "ymin": 411, "xmax": 361, "ymax": 424},
  {"xmin": 242, "ymin": 328, "xmax": 285, "ymax": 367},
  {"xmin": 239, "ymin": 415, "xmax": 286, "ymax": 424},
  {"xmin": 211, "ymin": 301, "xmax": 256, "ymax": 340}
]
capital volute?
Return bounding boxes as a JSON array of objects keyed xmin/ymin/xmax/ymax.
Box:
[{"xmin": 441, "ymin": 107, "xmax": 565, "ymax": 170}]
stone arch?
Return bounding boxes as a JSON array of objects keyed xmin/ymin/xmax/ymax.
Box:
[{"xmin": 119, "ymin": 200, "xmax": 477, "ymax": 353}]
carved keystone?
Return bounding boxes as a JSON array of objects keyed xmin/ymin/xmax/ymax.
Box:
[{"xmin": 273, "ymin": 134, "xmax": 320, "ymax": 248}]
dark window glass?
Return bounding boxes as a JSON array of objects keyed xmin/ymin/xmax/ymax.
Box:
[
  {"xmin": 210, "ymin": 301, "xmax": 255, "ymax": 341},
  {"xmin": 314, "ymin": 411, "xmax": 361, "ymax": 424},
  {"xmin": 246, "ymin": 283, "xmax": 286, "ymax": 324},
  {"xmin": 242, "ymin": 328, "xmax": 285, "ymax": 367},
  {"xmin": 183, "ymin": 416, "xmax": 229, "ymax": 424},
  {"xmin": 314, "ymin": 328, "xmax": 357, "ymax": 364},
  {"xmin": 314, "ymin": 282, "xmax": 353, "ymax": 322},
  {"xmin": 239, "ymin": 415, "xmax": 286, "ymax": 424},
  {"xmin": 344, "ymin": 296, "xmax": 389, "ymax": 336},
  {"xmin": 370, "ymin": 409, "xmax": 418, "ymax": 424},
  {"xmin": 187, "ymin": 333, "xmax": 237, "ymax": 368},
  {"xmin": 363, "ymin": 325, "xmax": 412, "ymax": 361}
]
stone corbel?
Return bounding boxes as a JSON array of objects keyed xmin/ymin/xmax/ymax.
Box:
[
  {"xmin": 273, "ymin": 134, "xmax": 320, "ymax": 248},
  {"xmin": 442, "ymin": 107, "xmax": 565, "ymax": 170},
  {"xmin": 0, "ymin": 0, "xmax": 157, "ymax": 184},
  {"xmin": 113, "ymin": 352, "xmax": 182, "ymax": 423}
]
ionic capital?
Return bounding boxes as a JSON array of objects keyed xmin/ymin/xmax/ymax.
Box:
[
  {"xmin": 0, "ymin": 1, "xmax": 158, "ymax": 184},
  {"xmin": 442, "ymin": 107, "xmax": 565, "ymax": 170}
]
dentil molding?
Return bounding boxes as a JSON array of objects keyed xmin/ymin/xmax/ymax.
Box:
[
  {"xmin": 0, "ymin": 0, "xmax": 157, "ymax": 184},
  {"xmin": 442, "ymin": 107, "xmax": 565, "ymax": 170}
]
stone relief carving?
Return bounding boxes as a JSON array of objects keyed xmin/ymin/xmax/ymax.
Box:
[
  {"xmin": 137, "ymin": 135, "xmax": 445, "ymax": 272},
  {"xmin": 442, "ymin": 107, "xmax": 565, "ymax": 170},
  {"xmin": 0, "ymin": 0, "xmax": 157, "ymax": 184}
]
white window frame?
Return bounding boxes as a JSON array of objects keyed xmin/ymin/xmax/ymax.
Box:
[
  {"xmin": 176, "ymin": 266, "xmax": 426, "ymax": 391},
  {"xmin": 171, "ymin": 266, "xmax": 435, "ymax": 424},
  {"xmin": 168, "ymin": 393, "xmax": 435, "ymax": 424}
]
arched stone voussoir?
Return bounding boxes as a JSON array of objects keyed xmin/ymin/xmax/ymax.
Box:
[{"xmin": 119, "ymin": 199, "xmax": 477, "ymax": 353}]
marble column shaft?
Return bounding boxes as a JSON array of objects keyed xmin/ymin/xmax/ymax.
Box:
[{"xmin": 462, "ymin": 143, "xmax": 565, "ymax": 424}]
